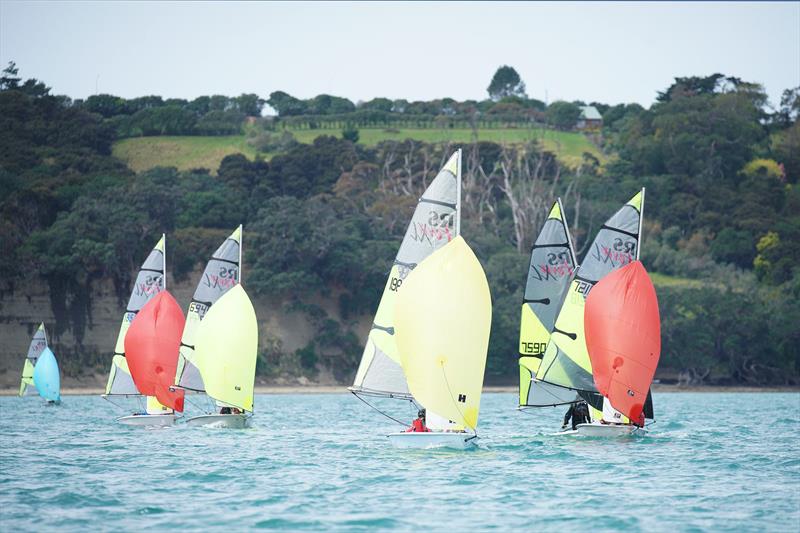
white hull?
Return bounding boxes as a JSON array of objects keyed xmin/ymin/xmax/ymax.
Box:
[
  {"xmin": 387, "ymin": 432, "xmax": 478, "ymax": 449},
  {"xmin": 184, "ymin": 414, "xmax": 248, "ymax": 429},
  {"xmin": 575, "ymin": 423, "xmax": 646, "ymax": 437},
  {"xmin": 117, "ymin": 414, "xmax": 176, "ymax": 427}
]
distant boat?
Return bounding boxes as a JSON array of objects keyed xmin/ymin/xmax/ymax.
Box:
[
  {"xmin": 172, "ymin": 225, "xmax": 247, "ymax": 427},
  {"xmin": 19, "ymin": 322, "xmax": 47, "ymax": 397},
  {"xmin": 183, "ymin": 284, "xmax": 258, "ymax": 428},
  {"xmin": 32, "ymin": 346, "xmax": 61, "ymax": 404},
  {"xmin": 518, "ymin": 199, "xmax": 581, "ymax": 409},
  {"xmin": 103, "ymin": 234, "xmax": 176, "ymax": 427},
  {"xmin": 123, "ymin": 291, "xmax": 186, "ymax": 427},
  {"xmin": 535, "ymin": 189, "xmax": 655, "ymax": 435},
  {"xmin": 350, "ymin": 151, "xmax": 461, "ymax": 415},
  {"xmin": 387, "ymin": 236, "xmax": 492, "ymax": 449}
]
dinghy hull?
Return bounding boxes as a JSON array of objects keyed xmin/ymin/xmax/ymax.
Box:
[
  {"xmin": 387, "ymin": 432, "xmax": 478, "ymax": 449},
  {"xmin": 184, "ymin": 414, "xmax": 248, "ymax": 429},
  {"xmin": 116, "ymin": 414, "xmax": 176, "ymax": 427},
  {"xmin": 575, "ymin": 423, "xmax": 646, "ymax": 437}
]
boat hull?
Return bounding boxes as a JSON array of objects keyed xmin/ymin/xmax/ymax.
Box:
[
  {"xmin": 575, "ymin": 423, "xmax": 646, "ymax": 437},
  {"xmin": 184, "ymin": 414, "xmax": 248, "ymax": 429},
  {"xmin": 387, "ymin": 432, "xmax": 478, "ymax": 449},
  {"xmin": 116, "ymin": 414, "xmax": 176, "ymax": 427}
]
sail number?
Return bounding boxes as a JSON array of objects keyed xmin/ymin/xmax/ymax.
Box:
[
  {"xmin": 389, "ymin": 277, "xmax": 403, "ymax": 291},
  {"xmin": 521, "ymin": 342, "xmax": 547, "ymax": 355}
]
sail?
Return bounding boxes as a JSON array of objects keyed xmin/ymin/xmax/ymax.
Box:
[
  {"xmin": 124, "ymin": 291, "xmax": 186, "ymax": 411},
  {"xmin": 518, "ymin": 199, "xmax": 580, "ymax": 407},
  {"xmin": 537, "ymin": 189, "xmax": 645, "ymax": 393},
  {"xmin": 32, "ymin": 347, "xmax": 60, "ymax": 402},
  {"xmin": 394, "ymin": 237, "xmax": 491, "ymax": 430},
  {"xmin": 175, "ymin": 225, "xmax": 242, "ymax": 392},
  {"xmin": 19, "ymin": 322, "xmax": 47, "ymax": 396},
  {"xmin": 105, "ymin": 235, "xmax": 165, "ymax": 396},
  {"xmin": 352, "ymin": 151, "xmax": 460, "ymax": 398},
  {"xmin": 585, "ymin": 261, "xmax": 660, "ymax": 425},
  {"xmin": 192, "ymin": 285, "xmax": 258, "ymax": 412}
]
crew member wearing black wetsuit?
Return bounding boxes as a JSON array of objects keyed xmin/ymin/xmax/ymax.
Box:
[{"xmin": 562, "ymin": 401, "xmax": 591, "ymax": 430}]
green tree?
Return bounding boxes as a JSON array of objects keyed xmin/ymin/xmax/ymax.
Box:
[
  {"xmin": 487, "ymin": 65, "xmax": 526, "ymax": 101},
  {"xmin": 545, "ymin": 101, "xmax": 581, "ymax": 130}
]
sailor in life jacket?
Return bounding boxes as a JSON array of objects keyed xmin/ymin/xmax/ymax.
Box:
[
  {"xmin": 407, "ymin": 408, "xmax": 431, "ymax": 432},
  {"xmin": 562, "ymin": 401, "xmax": 591, "ymax": 430}
]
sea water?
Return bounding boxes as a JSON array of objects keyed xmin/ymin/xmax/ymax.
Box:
[{"xmin": 1, "ymin": 392, "xmax": 798, "ymax": 531}]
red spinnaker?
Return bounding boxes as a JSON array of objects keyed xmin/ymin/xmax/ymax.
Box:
[
  {"xmin": 584, "ymin": 261, "xmax": 660, "ymax": 426},
  {"xmin": 125, "ymin": 291, "xmax": 186, "ymax": 412}
]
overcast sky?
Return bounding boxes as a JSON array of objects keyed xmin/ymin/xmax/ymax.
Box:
[{"xmin": 1, "ymin": 1, "xmax": 798, "ymax": 109}]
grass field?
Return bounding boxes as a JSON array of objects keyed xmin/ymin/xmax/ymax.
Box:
[
  {"xmin": 649, "ymin": 272, "xmax": 704, "ymax": 289},
  {"xmin": 112, "ymin": 127, "xmax": 604, "ymax": 174}
]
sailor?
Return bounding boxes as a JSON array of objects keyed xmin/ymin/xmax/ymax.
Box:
[
  {"xmin": 406, "ymin": 408, "xmax": 431, "ymax": 432},
  {"xmin": 562, "ymin": 400, "xmax": 591, "ymax": 430},
  {"xmin": 220, "ymin": 407, "xmax": 232, "ymax": 415}
]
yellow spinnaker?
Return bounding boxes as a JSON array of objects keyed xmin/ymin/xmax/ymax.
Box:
[
  {"xmin": 394, "ymin": 236, "xmax": 492, "ymax": 430},
  {"xmin": 193, "ymin": 284, "xmax": 258, "ymax": 412}
]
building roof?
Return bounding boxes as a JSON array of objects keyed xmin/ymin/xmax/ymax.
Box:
[{"xmin": 580, "ymin": 106, "xmax": 603, "ymax": 121}]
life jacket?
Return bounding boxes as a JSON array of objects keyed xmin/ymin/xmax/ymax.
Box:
[{"xmin": 407, "ymin": 418, "xmax": 430, "ymax": 432}]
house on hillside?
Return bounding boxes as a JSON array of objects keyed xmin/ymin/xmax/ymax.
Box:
[{"xmin": 576, "ymin": 105, "xmax": 603, "ymax": 131}]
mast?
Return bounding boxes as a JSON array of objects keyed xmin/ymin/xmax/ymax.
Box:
[
  {"xmin": 455, "ymin": 148, "xmax": 462, "ymax": 237},
  {"xmin": 162, "ymin": 233, "xmax": 167, "ymax": 290},
  {"xmin": 636, "ymin": 188, "xmax": 645, "ymax": 261},
  {"xmin": 238, "ymin": 224, "xmax": 243, "ymax": 284}
]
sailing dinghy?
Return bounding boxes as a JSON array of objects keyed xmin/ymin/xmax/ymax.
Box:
[
  {"xmin": 171, "ymin": 225, "xmax": 253, "ymax": 428},
  {"xmin": 102, "ymin": 235, "xmax": 177, "ymax": 426},
  {"xmin": 351, "ymin": 151, "xmax": 483, "ymax": 446},
  {"xmin": 533, "ymin": 189, "xmax": 656, "ymax": 436},
  {"xmin": 123, "ymin": 291, "xmax": 186, "ymax": 427},
  {"xmin": 19, "ymin": 323, "xmax": 47, "ymax": 398},
  {"xmin": 387, "ymin": 236, "xmax": 492, "ymax": 449},
  {"xmin": 182, "ymin": 284, "xmax": 258, "ymax": 428}
]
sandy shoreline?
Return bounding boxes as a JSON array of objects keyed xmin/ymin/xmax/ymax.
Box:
[{"xmin": 1, "ymin": 384, "xmax": 798, "ymax": 396}]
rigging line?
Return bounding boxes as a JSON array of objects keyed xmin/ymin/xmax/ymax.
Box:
[
  {"xmin": 439, "ymin": 365, "xmax": 478, "ymax": 437},
  {"xmin": 101, "ymin": 395, "xmax": 130, "ymax": 412},
  {"xmin": 350, "ymin": 391, "xmax": 408, "ymax": 427},
  {"xmin": 184, "ymin": 394, "xmax": 207, "ymax": 413}
]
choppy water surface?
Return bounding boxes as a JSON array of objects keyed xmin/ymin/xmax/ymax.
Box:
[{"xmin": 1, "ymin": 392, "xmax": 798, "ymax": 531}]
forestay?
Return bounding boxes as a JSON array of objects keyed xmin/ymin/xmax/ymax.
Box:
[
  {"xmin": 175, "ymin": 225, "xmax": 242, "ymax": 393},
  {"xmin": 19, "ymin": 323, "xmax": 47, "ymax": 397},
  {"xmin": 351, "ymin": 151, "xmax": 461, "ymax": 399},
  {"xmin": 536, "ymin": 189, "xmax": 645, "ymax": 394},
  {"xmin": 105, "ymin": 235, "xmax": 166, "ymax": 396},
  {"xmin": 192, "ymin": 285, "xmax": 258, "ymax": 412},
  {"xmin": 394, "ymin": 237, "xmax": 491, "ymax": 431},
  {"xmin": 518, "ymin": 200, "xmax": 580, "ymax": 407}
]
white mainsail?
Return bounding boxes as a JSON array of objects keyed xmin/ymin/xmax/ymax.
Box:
[
  {"xmin": 174, "ymin": 225, "xmax": 242, "ymax": 393},
  {"xmin": 104, "ymin": 235, "xmax": 166, "ymax": 397},
  {"xmin": 351, "ymin": 150, "xmax": 461, "ymax": 399},
  {"xmin": 19, "ymin": 323, "xmax": 48, "ymax": 396}
]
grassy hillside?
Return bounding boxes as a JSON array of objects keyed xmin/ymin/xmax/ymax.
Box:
[{"xmin": 113, "ymin": 127, "xmax": 604, "ymax": 174}]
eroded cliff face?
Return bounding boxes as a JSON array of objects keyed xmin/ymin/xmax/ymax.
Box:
[{"xmin": 0, "ymin": 271, "xmax": 368, "ymax": 389}]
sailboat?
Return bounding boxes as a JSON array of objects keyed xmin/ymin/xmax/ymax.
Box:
[
  {"xmin": 183, "ymin": 284, "xmax": 258, "ymax": 428},
  {"xmin": 534, "ymin": 189, "xmax": 656, "ymax": 436},
  {"xmin": 171, "ymin": 225, "xmax": 247, "ymax": 428},
  {"xmin": 387, "ymin": 236, "xmax": 492, "ymax": 449},
  {"xmin": 582, "ymin": 261, "xmax": 660, "ymax": 435},
  {"xmin": 19, "ymin": 323, "xmax": 47, "ymax": 397},
  {"xmin": 103, "ymin": 235, "xmax": 176, "ymax": 426},
  {"xmin": 518, "ymin": 199, "xmax": 582, "ymax": 409},
  {"xmin": 124, "ymin": 290, "xmax": 186, "ymax": 426},
  {"xmin": 33, "ymin": 346, "xmax": 61, "ymax": 404}
]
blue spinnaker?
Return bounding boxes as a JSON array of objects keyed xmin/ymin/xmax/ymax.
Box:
[{"xmin": 33, "ymin": 347, "xmax": 61, "ymax": 403}]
